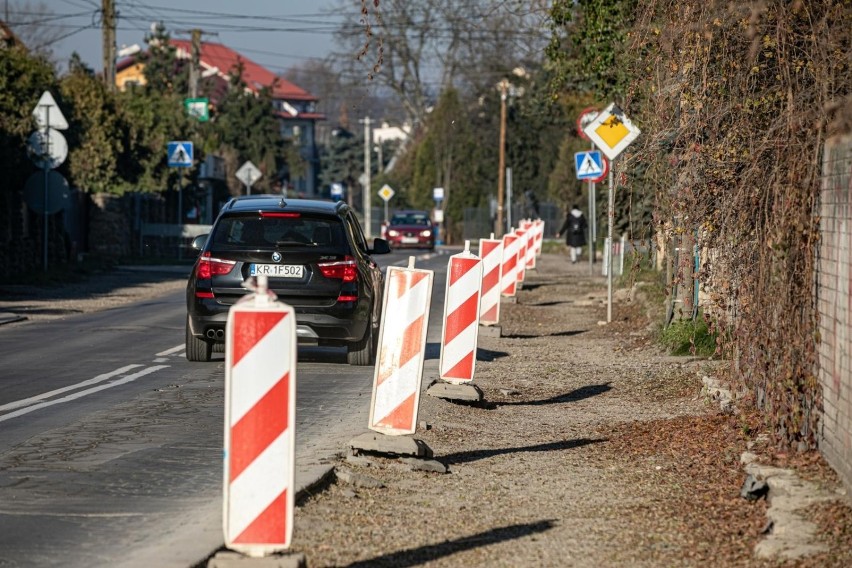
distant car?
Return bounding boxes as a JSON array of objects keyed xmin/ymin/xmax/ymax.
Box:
[
  {"xmin": 185, "ymin": 196, "xmax": 391, "ymax": 365},
  {"xmin": 385, "ymin": 210, "xmax": 435, "ymax": 250}
]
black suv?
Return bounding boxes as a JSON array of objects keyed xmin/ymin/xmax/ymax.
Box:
[{"xmin": 186, "ymin": 196, "xmax": 391, "ymax": 365}]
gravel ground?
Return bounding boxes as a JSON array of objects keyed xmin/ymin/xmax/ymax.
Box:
[
  {"xmin": 289, "ymin": 254, "xmax": 852, "ymax": 568},
  {"xmin": 2, "ymin": 256, "xmax": 851, "ymax": 567}
]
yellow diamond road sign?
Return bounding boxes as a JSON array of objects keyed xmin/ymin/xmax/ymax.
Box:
[
  {"xmin": 378, "ymin": 184, "xmax": 395, "ymax": 202},
  {"xmin": 582, "ymin": 103, "xmax": 640, "ymax": 161}
]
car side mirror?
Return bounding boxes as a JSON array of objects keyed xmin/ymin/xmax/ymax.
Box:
[
  {"xmin": 370, "ymin": 237, "xmax": 391, "ymax": 255},
  {"xmin": 191, "ymin": 234, "xmax": 208, "ymax": 251}
]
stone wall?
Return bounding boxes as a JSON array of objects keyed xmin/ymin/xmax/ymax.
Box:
[{"xmin": 818, "ymin": 134, "xmax": 852, "ymax": 492}]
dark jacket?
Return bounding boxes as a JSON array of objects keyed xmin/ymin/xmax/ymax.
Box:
[{"xmin": 558, "ymin": 209, "xmax": 588, "ymax": 247}]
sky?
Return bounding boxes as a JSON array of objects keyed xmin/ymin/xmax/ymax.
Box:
[{"xmin": 28, "ymin": 0, "xmax": 347, "ymax": 75}]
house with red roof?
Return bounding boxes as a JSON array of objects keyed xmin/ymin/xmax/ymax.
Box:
[{"xmin": 116, "ymin": 40, "xmax": 324, "ymax": 195}]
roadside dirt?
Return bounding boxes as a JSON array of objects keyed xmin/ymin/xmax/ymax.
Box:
[
  {"xmin": 290, "ymin": 253, "xmax": 852, "ymax": 567},
  {"xmin": 0, "ymin": 265, "xmax": 188, "ymax": 322}
]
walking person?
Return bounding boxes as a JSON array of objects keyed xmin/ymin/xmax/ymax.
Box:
[{"xmin": 556, "ymin": 205, "xmax": 588, "ymax": 264}]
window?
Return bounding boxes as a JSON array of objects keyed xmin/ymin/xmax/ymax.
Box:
[{"xmin": 212, "ymin": 215, "xmax": 346, "ymax": 250}]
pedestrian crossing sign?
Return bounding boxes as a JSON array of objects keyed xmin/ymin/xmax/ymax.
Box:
[
  {"xmin": 575, "ymin": 150, "xmax": 604, "ymax": 180},
  {"xmin": 167, "ymin": 141, "xmax": 193, "ymax": 168}
]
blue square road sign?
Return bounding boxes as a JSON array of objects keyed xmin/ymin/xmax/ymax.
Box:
[
  {"xmin": 168, "ymin": 141, "xmax": 194, "ymax": 168},
  {"xmin": 575, "ymin": 151, "xmax": 604, "ymax": 180}
]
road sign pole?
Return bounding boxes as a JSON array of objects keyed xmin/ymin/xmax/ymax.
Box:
[
  {"xmin": 177, "ymin": 170, "xmax": 183, "ymax": 260},
  {"xmin": 588, "ymin": 179, "xmax": 594, "ymax": 274},
  {"xmin": 606, "ymin": 165, "xmax": 614, "ymax": 321},
  {"xmin": 384, "ymin": 200, "xmax": 388, "ymax": 223},
  {"xmin": 42, "ymin": 105, "xmax": 50, "ymax": 272},
  {"xmin": 589, "ymin": 142, "xmax": 597, "ymax": 272}
]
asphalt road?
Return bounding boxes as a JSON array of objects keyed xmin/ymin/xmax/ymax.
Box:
[{"xmin": 0, "ymin": 248, "xmax": 451, "ymax": 568}]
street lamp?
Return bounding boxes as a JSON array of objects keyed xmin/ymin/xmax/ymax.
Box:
[
  {"xmin": 495, "ymin": 71, "xmax": 525, "ymax": 238},
  {"xmin": 496, "ymin": 79, "xmax": 509, "ymax": 238}
]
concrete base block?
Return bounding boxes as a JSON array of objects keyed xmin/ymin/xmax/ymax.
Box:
[
  {"xmin": 349, "ymin": 432, "xmax": 433, "ymax": 458},
  {"xmin": 478, "ymin": 324, "xmax": 502, "ymax": 338},
  {"xmin": 208, "ymin": 551, "xmax": 306, "ymax": 568},
  {"xmin": 501, "ymin": 296, "xmax": 518, "ymax": 304},
  {"xmin": 426, "ymin": 381, "xmax": 484, "ymax": 402}
]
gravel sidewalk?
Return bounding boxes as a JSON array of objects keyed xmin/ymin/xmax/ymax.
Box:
[{"xmin": 288, "ymin": 253, "xmax": 852, "ymax": 568}]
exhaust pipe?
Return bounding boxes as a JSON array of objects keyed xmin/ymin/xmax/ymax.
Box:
[
  {"xmin": 206, "ymin": 329, "xmax": 217, "ymax": 339},
  {"xmin": 215, "ymin": 329, "xmax": 225, "ymax": 340}
]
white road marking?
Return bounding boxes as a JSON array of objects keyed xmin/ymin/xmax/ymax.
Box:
[
  {"xmin": 0, "ymin": 365, "xmax": 169, "ymax": 423},
  {"xmin": 156, "ymin": 344, "xmax": 186, "ymax": 357},
  {"xmin": 0, "ymin": 364, "xmax": 142, "ymax": 413}
]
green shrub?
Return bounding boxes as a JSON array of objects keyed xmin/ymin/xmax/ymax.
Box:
[{"xmin": 659, "ymin": 316, "xmax": 718, "ymax": 357}]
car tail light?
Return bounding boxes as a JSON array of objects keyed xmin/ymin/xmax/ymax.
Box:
[
  {"xmin": 337, "ymin": 294, "xmax": 358, "ymax": 302},
  {"xmin": 195, "ymin": 291, "xmax": 215, "ymax": 299},
  {"xmin": 260, "ymin": 212, "xmax": 301, "ymax": 218},
  {"xmin": 318, "ymin": 256, "xmax": 357, "ymax": 282},
  {"xmin": 197, "ymin": 252, "xmax": 236, "ymax": 279}
]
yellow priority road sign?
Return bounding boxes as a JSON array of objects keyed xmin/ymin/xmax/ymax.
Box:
[
  {"xmin": 378, "ymin": 184, "xmax": 395, "ymax": 202},
  {"xmin": 582, "ymin": 103, "xmax": 641, "ymax": 161}
]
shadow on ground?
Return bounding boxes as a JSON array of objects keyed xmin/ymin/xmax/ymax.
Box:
[
  {"xmin": 503, "ymin": 329, "xmax": 587, "ymax": 339},
  {"xmin": 345, "ymin": 520, "xmax": 556, "ymax": 567},
  {"xmin": 495, "ymin": 383, "xmax": 612, "ymax": 407},
  {"xmin": 441, "ymin": 437, "xmax": 604, "ymax": 466}
]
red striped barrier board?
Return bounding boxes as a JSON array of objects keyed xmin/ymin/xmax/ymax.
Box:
[
  {"xmin": 440, "ymin": 243, "xmax": 483, "ymax": 383},
  {"xmin": 515, "ymin": 228, "xmax": 528, "ymax": 283},
  {"xmin": 369, "ymin": 259, "xmax": 434, "ymax": 435},
  {"xmin": 533, "ymin": 219, "xmax": 545, "ymax": 257},
  {"xmin": 520, "ymin": 220, "xmax": 537, "ymax": 269},
  {"xmin": 478, "ymin": 235, "xmax": 503, "ymax": 325},
  {"xmin": 501, "ymin": 232, "xmax": 520, "ymax": 297},
  {"xmin": 223, "ymin": 283, "xmax": 296, "ymax": 556}
]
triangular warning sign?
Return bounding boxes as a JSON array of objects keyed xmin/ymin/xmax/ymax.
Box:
[
  {"xmin": 170, "ymin": 145, "xmax": 188, "ymax": 164},
  {"xmin": 578, "ymin": 154, "xmax": 602, "ymax": 176}
]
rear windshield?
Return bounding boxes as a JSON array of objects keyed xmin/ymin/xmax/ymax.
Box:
[
  {"xmin": 390, "ymin": 213, "xmax": 431, "ymax": 226},
  {"xmin": 212, "ymin": 214, "xmax": 347, "ymax": 250}
]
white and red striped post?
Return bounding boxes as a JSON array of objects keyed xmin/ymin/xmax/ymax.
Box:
[
  {"xmin": 515, "ymin": 228, "xmax": 528, "ymax": 284},
  {"xmin": 439, "ymin": 241, "xmax": 483, "ymax": 383},
  {"xmin": 478, "ymin": 233, "xmax": 503, "ymax": 326},
  {"xmin": 520, "ymin": 220, "xmax": 537, "ymax": 270},
  {"xmin": 223, "ymin": 275, "xmax": 296, "ymax": 557},
  {"xmin": 501, "ymin": 231, "xmax": 520, "ymax": 297},
  {"xmin": 369, "ymin": 257, "xmax": 434, "ymax": 435},
  {"xmin": 534, "ymin": 219, "xmax": 545, "ymax": 257}
]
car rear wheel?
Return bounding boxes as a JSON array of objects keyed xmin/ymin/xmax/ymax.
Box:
[
  {"xmin": 347, "ymin": 321, "xmax": 375, "ymax": 366},
  {"xmin": 186, "ymin": 316, "xmax": 213, "ymax": 362}
]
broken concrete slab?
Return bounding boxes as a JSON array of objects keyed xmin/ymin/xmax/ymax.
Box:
[
  {"xmin": 426, "ymin": 381, "xmax": 484, "ymax": 403},
  {"xmin": 501, "ymin": 296, "xmax": 517, "ymax": 304},
  {"xmin": 336, "ymin": 468, "xmax": 385, "ymax": 489},
  {"xmin": 478, "ymin": 324, "xmax": 502, "ymax": 338},
  {"xmin": 401, "ymin": 457, "xmax": 448, "ymax": 474},
  {"xmin": 744, "ymin": 459, "xmax": 841, "ymax": 560},
  {"xmin": 207, "ymin": 551, "xmax": 306, "ymax": 568},
  {"xmin": 349, "ymin": 432, "xmax": 433, "ymax": 458}
]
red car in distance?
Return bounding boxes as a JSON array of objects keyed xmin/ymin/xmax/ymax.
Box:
[{"xmin": 384, "ymin": 210, "xmax": 435, "ymax": 251}]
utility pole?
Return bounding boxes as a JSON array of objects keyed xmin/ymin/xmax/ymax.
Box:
[
  {"xmin": 102, "ymin": 0, "xmax": 116, "ymax": 91},
  {"xmin": 361, "ymin": 116, "xmax": 372, "ymax": 238},
  {"xmin": 496, "ymin": 79, "xmax": 509, "ymax": 237},
  {"xmin": 189, "ymin": 28, "xmax": 201, "ymax": 98}
]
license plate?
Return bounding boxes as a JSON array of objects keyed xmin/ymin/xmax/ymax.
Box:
[
  {"xmin": 401, "ymin": 237, "xmax": 419, "ymax": 244},
  {"xmin": 250, "ymin": 264, "xmax": 304, "ymax": 278}
]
